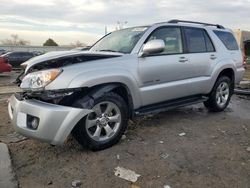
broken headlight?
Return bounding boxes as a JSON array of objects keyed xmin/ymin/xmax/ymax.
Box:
[{"xmin": 20, "ymin": 69, "xmax": 62, "ymax": 91}]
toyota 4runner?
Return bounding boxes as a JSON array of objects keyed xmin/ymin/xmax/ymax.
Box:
[{"xmin": 8, "ymin": 20, "xmax": 245, "ymax": 150}]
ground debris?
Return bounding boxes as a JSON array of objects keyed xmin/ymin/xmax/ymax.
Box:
[
  {"xmin": 121, "ymin": 135, "xmax": 126, "ymax": 140},
  {"xmin": 116, "ymin": 154, "xmax": 120, "ymax": 160},
  {"xmin": 114, "ymin": 166, "xmax": 141, "ymax": 183},
  {"xmin": 131, "ymin": 184, "xmax": 141, "ymax": 188},
  {"xmin": 163, "ymin": 185, "xmax": 171, "ymax": 188},
  {"xmin": 242, "ymin": 125, "xmax": 248, "ymax": 131},
  {"xmin": 178, "ymin": 132, "xmax": 186, "ymax": 137},
  {"xmin": 159, "ymin": 141, "xmax": 164, "ymax": 144},
  {"xmin": 247, "ymin": 147, "xmax": 250, "ymax": 152},
  {"xmin": 160, "ymin": 153, "xmax": 170, "ymax": 159},
  {"xmin": 71, "ymin": 180, "xmax": 82, "ymax": 187},
  {"xmin": 0, "ymin": 132, "xmax": 27, "ymax": 143}
]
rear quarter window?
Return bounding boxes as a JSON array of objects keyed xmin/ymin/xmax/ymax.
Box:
[{"xmin": 213, "ymin": 31, "xmax": 239, "ymax": 50}]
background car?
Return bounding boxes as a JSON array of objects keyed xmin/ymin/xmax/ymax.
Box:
[
  {"xmin": 1, "ymin": 51, "xmax": 35, "ymax": 67},
  {"xmin": 32, "ymin": 51, "xmax": 44, "ymax": 56},
  {"xmin": 0, "ymin": 49, "xmax": 6, "ymax": 55},
  {"xmin": 0, "ymin": 56, "xmax": 12, "ymax": 73},
  {"xmin": 70, "ymin": 46, "xmax": 91, "ymax": 51}
]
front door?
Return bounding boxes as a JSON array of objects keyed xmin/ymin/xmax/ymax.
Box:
[{"xmin": 138, "ymin": 27, "xmax": 193, "ymax": 106}]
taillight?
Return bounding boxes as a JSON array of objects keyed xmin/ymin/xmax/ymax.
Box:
[{"xmin": 242, "ymin": 45, "xmax": 246, "ymax": 66}]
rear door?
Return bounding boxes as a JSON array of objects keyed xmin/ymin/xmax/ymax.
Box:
[{"xmin": 183, "ymin": 27, "xmax": 216, "ymax": 78}]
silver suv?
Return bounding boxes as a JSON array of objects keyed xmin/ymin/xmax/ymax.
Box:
[{"xmin": 8, "ymin": 20, "xmax": 245, "ymax": 150}]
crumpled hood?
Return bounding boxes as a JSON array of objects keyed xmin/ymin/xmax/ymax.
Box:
[{"xmin": 24, "ymin": 50, "xmax": 123, "ymax": 73}]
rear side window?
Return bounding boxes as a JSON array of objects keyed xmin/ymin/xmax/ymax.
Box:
[
  {"xmin": 213, "ymin": 31, "xmax": 239, "ymax": 50},
  {"xmin": 184, "ymin": 28, "xmax": 215, "ymax": 53}
]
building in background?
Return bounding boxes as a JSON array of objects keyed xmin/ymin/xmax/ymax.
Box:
[{"xmin": 234, "ymin": 30, "xmax": 250, "ymax": 58}]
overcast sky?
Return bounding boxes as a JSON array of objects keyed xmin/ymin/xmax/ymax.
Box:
[{"xmin": 0, "ymin": 0, "xmax": 250, "ymax": 46}]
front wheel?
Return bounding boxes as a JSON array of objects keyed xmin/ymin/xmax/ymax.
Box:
[
  {"xmin": 72, "ymin": 92, "xmax": 128, "ymax": 151},
  {"xmin": 204, "ymin": 76, "xmax": 233, "ymax": 112}
]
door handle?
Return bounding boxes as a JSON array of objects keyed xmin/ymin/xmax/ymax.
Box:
[
  {"xmin": 210, "ymin": 55, "xmax": 217, "ymax": 60},
  {"xmin": 179, "ymin": 57, "xmax": 188, "ymax": 63}
]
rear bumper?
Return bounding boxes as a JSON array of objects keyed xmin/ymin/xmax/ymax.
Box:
[
  {"xmin": 235, "ymin": 67, "xmax": 245, "ymax": 84},
  {"xmin": 8, "ymin": 94, "xmax": 92, "ymax": 145}
]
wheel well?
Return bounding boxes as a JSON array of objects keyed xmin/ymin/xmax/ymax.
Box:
[
  {"xmin": 58, "ymin": 83, "xmax": 134, "ymax": 118},
  {"xmin": 218, "ymin": 68, "xmax": 235, "ymax": 83},
  {"xmin": 88, "ymin": 83, "xmax": 134, "ymax": 118},
  {"xmin": 110, "ymin": 85, "xmax": 134, "ymax": 118}
]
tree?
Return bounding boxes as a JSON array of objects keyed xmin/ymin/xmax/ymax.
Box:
[
  {"xmin": 43, "ymin": 38, "xmax": 58, "ymax": 46},
  {"xmin": 1, "ymin": 34, "xmax": 30, "ymax": 46}
]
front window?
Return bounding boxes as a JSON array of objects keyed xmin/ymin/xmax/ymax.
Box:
[
  {"xmin": 147, "ymin": 27, "xmax": 183, "ymax": 55},
  {"xmin": 91, "ymin": 27, "xmax": 148, "ymax": 54}
]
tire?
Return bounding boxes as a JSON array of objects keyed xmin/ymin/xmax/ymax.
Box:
[
  {"xmin": 204, "ymin": 76, "xmax": 233, "ymax": 112},
  {"xmin": 72, "ymin": 92, "xmax": 128, "ymax": 151}
]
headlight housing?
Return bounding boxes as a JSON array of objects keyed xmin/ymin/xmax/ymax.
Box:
[{"xmin": 21, "ymin": 69, "xmax": 62, "ymax": 91}]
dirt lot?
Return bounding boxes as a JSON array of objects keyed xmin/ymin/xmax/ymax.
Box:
[{"xmin": 0, "ymin": 72, "xmax": 250, "ymax": 188}]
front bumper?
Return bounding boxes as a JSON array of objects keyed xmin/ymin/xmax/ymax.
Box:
[{"xmin": 8, "ymin": 94, "xmax": 92, "ymax": 145}]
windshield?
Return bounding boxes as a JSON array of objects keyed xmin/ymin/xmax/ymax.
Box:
[{"xmin": 91, "ymin": 27, "xmax": 148, "ymax": 54}]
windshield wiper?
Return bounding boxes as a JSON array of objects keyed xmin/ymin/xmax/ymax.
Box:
[{"xmin": 99, "ymin": 49, "xmax": 124, "ymax": 53}]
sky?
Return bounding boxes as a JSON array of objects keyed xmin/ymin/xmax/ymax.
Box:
[{"xmin": 0, "ymin": 0, "xmax": 250, "ymax": 46}]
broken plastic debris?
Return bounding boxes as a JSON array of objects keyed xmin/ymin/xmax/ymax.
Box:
[
  {"xmin": 0, "ymin": 132, "xmax": 27, "ymax": 143},
  {"xmin": 114, "ymin": 166, "xmax": 141, "ymax": 183},
  {"xmin": 71, "ymin": 180, "xmax": 82, "ymax": 187},
  {"xmin": 117, "ymin": 154, "xmax": 120, "ymax": 160},
  {"xmin": 160, "ymin": 153, "xmax": 170, "ymax": 159},
  {"xmin": 179, "ymin": 132, "xmax": 186, "ymax": 137},
  {"xmin": 163, "ymin": 185, "xmax": 171, "ymax": 188}
]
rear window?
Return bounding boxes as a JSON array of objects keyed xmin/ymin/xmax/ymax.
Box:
[{"xmin": 213, "ymin": 31, "xmax": 239, "ymax": 50}]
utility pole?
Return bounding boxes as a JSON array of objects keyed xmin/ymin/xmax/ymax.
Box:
[{"xmin": 104, "ymin": 26, "xmax": 108, "ymax": 35}]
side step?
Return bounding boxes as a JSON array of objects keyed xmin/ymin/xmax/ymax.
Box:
[{"xmin": 135, "ymin": 95, "xmax": 208, "ymax": 116}]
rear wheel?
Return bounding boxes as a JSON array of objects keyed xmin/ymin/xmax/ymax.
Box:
[
  {"xmin": 204, "ymin": 76, "xmax": 233, "ymax": 112},
  {"xmin": 72, "ymin": 92, "xmax": 128, "ymax": 151}
]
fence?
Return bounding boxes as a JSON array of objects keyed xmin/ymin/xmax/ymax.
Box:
[{"xmin": 0, "ymin": 45, "xmax": 73, "ymax": 53}]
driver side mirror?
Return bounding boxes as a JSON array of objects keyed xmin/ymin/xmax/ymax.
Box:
[{"xmin": 140, "ymin": 39, "xmax": 165, "ymax": 57}]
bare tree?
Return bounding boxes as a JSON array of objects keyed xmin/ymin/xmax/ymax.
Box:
[{"xmin": 1, "ymin": 34, "xmax": 30, "ymax": 46}]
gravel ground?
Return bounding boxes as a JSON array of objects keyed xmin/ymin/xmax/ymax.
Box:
[{"xmin": 0, "ymin": 72, "xmax": 249, "ymax": 188}]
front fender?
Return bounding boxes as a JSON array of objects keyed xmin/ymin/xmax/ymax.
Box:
[{"xmin": 68, "ymin": 68, "xmax": 142, "ymax": 108}]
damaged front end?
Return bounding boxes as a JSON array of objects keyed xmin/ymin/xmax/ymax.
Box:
[
  {"xmin": 9, "ymin": 51, "xmax": 123, "ymax": 145},
  {"xmin": 8, "ymin": 90, "xmax": 92, "ymax": 145},
  {"xmin": 18, "ymin": 87, "xmax": 88, "ymax": 107},
  {"xmin": 15, "ymin": 51, "xmax": 121, "ymax": 85}
]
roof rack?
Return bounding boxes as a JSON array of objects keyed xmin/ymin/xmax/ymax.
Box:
[{"xmin": 168, "ymin": 19, "xmax": 225, "ymax": 29}]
